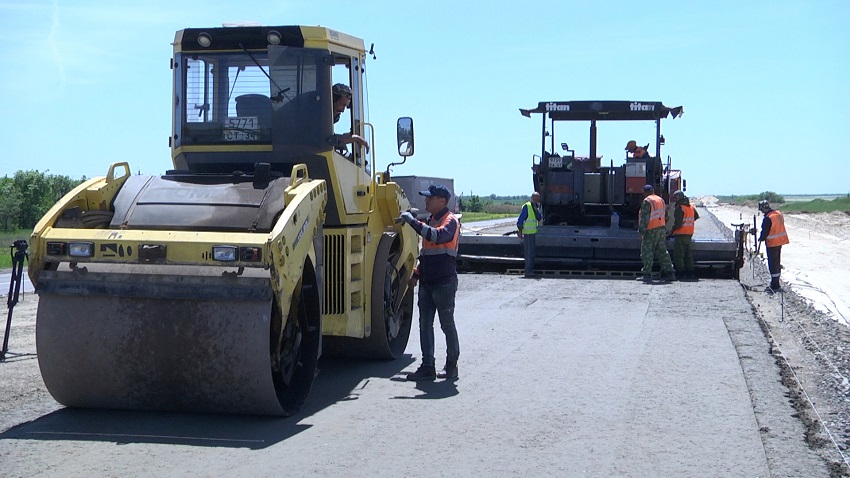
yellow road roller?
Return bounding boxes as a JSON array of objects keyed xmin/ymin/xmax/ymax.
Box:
[{"xmin": 28, "ymin": 25, "xmax": 420, "ymax": 416}]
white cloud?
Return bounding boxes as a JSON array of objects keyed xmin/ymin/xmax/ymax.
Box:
[{"xmin": 49, "ymin": 0, "xmax": 66, "ymax": 88}]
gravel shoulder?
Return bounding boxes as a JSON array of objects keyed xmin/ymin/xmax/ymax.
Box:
[{"xmin": 702, "ymin": 197, "xmax": 850, "ymax": 476}]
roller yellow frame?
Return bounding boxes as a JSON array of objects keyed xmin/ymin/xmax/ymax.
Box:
[{"xmin": 28, "ymin": 25, "xmax": 420, "ymax": 416}]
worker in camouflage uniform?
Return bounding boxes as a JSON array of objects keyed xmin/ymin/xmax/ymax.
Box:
[
  {"xmin": 669, "ymin": 190, "xmax": 700, "ymax": 280},
  {"xmin": 637, "ymin": 185, "xmax": 675, "ymax": 282}
]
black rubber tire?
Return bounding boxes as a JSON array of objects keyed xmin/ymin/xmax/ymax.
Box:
[{"xmin": 271, "ymin": 257, "xmax": 321, "ymax": 416}]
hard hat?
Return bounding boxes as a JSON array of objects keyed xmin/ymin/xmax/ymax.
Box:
[
  {"xmin": 332, "ymin": 83, "xmax": 352, "ymax": 99},
  {"xmin": 758, "ymin": 200, "xmax": 770, "ymax": 212},
  {"xmin": 625, "ymin": 140, "xmax": 637, "ymax": 151}
]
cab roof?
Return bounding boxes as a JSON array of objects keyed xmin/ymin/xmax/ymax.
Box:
[
  {"xmin": 520, "ymin": 101, "xmax": 684, "ymax": 121},
  {"xmin": 174, "ymin": 25, "xmax": 365, "ymax": 53}
]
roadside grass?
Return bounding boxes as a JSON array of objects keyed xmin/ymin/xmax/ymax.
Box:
[
  {"xmin": 781, "ymin": 195, "xmax": 850, "ymax": 213},
  {"xmin": 716, "ymin": 194, "xmax": 850, "ymax": 214},
  {"xmin": 460, "ymin": 212, "xmax": 515, "ymax": 223},
  {"xmin": 0, "ymin": 229, "xmax": 32, "ymax": 269}
]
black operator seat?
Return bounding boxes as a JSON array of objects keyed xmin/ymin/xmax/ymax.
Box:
[{"xmin": 235, "ymin": 94, "xmax": 273, "ymax": 130}]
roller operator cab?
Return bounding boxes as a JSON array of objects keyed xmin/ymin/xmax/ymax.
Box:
[{"xmin": 28, "ymin": 25, "xmax": 420, "ymax": 416}]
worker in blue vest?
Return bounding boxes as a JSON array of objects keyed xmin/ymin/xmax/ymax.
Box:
[{"xmin": 517, "ymin": 192, "xmax": 542, "ymax": 278}]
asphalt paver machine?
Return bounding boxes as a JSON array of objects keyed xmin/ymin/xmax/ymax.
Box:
[{"xmin": 458, "ymin": 100, "xmax": 742, "ymax": 277}]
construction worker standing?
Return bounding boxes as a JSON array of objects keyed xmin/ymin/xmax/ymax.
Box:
[
  {"xmin": 397, "ymin": 184, "xmax": 462, "ymax": 381},
  {"xmin": 669, "ymin": 190, "xmax": 700, "ymax": 280},
  {"xmin": 517, "ymin": 192, "xmax": 542, "ymax": 278},
  {"xmin": 758, "ymin": 200, "xmax": 790, "ymax": 291},
  {"xmin": 637, "ymin": 185, "xmax": 675, "ymax": 282}
]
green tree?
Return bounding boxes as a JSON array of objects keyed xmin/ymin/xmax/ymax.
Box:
[
  {"xmin": 758, "ymin": 191, "xmax": 785, "ymax": 204},
  {"xmin": 0, "ymin": 178, "xmax": 22, "ymax": 231},
  {"xmin": 12, "ymin": 170, "xmax": 85, "ymax": 229},
  {"xmin": 464, "ymin": 195, "xmax": 483, "ymax": 212}
]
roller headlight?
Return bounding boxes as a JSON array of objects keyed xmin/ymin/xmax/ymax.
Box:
[
  {"xmin": 212, "ymin": 245, "xmax": 238, "ymax": 262},
  {"xmin": 68, "ymin": 242, "xmax": 94, "ymax": 257}
]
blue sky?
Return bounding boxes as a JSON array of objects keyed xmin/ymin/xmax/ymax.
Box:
[{"xmin": 1, "ymin": 0, "xmax": 847, "ymax": 197}]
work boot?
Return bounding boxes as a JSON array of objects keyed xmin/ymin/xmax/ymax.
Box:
[
  {"xmin": 406, "ymin": 364, "xmax": 436, "ymax": 381},
  {"xmin": 437, "ymin": 361, "xmax": 458, "ymax": 380},
  {"xmin": 661, "ymin": 271, "xmax": 676, "ymax": 282},
  {"xmin": 770, "ymin": 279, "xmax": 782, "ymax": 292},
  {"xmin": 635, "ymin": 274, "xmax": 653, "ymax": 283}
]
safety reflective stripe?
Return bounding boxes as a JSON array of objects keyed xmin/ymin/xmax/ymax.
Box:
[
  {"xmin": 522, "ymin": 202, "xmax": 538, "ymax": 234},
  {"xmin": 765, "ymin": 210, "xmax": 789, "ymax": 247},
  {"xmin": 645, "ymin": 195, "xmax": 666, "ymax": 230},
  {"xmin": 421, "ymin": 247, "xmax": 458, "ymax": 257},
  {"xmin": 420, "ymin": 212, "xmax": 460, "ymax": 257},
  {"xmin": 421, "ymin": 225, "xmax": 438, "ymax": 241},
  {"xmin": 674, "ymin": 204, "xmax": 695, "ymax": 235}
]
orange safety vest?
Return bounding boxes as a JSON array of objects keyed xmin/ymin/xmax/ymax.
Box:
[
  {"xmin": 765, "ymin": 210, "xmax": 789, "ymax": 247},
  {"xmin": 674, "ymin": 204, "xmax": 695, "ymax": 235},
  {"xmin": 643, "ymin": 194, "xmax": 666, "ymax": 230},
  {"xmin": 420, "ymin": 211, "xmax": 460, "ymax": 257}
]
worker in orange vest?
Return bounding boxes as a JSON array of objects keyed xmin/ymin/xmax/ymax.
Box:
[
  {"xmin": 669, "ymin": 190, "xmax": 700, "ymax": 280},
  {"xmin": 625, "ymin": 140, "xmax": 650, "ymax": 159},
  {"xmin": 397, "ymin": 184, "xmax": 461, "ymax": 381},
  {"xmin": 758, "ymin": 200, "xmax": 790, "ymax": 291},
  {"xmin": 637, "ymin": 185, "xmax": 675, "ymax": 282}
]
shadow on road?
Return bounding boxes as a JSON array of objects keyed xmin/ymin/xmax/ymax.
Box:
[
  {"xmin": 0, "ymin": 354, "xmax": 414, "ymax": 449},
  {"xmin": 390, "ymin": 378, "xmax": 459, "ymax": 400}
]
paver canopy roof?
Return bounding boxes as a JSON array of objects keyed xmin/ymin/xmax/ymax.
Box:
[{"xmin": 520, "ymin": 101, "xmax": 684, "ymax": 121}]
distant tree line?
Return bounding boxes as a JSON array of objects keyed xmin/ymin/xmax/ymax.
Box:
[
  {"xmin": 459, "ymin": 194, "xmax": 529, "ymax": 214},
  {"xmin": 0, "ymin": 171, "xmax": 86, "ymax": 231},
  {"xmin": 715, "ymin": 191, "xmax": 786, "ymax": 205}
]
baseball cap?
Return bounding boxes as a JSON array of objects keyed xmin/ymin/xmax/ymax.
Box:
[
  {"xmin": 419, "ymin": 184, "xmax": 451, "ymax": 200},
  {"xmin": 643, "ymin": 184, "xmax": 654, "ymax": 192},
  {"xmin": 673, "ymin": 190, "xmax": 685, "ymax": 199}
]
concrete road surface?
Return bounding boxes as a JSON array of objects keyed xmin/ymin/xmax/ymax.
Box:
[
  {"xmin": 0, "ymin": 274, "xmax": 828, "ymax": 477},
  {"xmin": 0, "ymin": 270, "xmax": 34, "ymax": 297}
]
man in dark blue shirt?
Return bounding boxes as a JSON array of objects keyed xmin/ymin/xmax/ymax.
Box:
[{"xmin": 397, "ymin": 184, "xmax": 461, "ymax": 381}]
